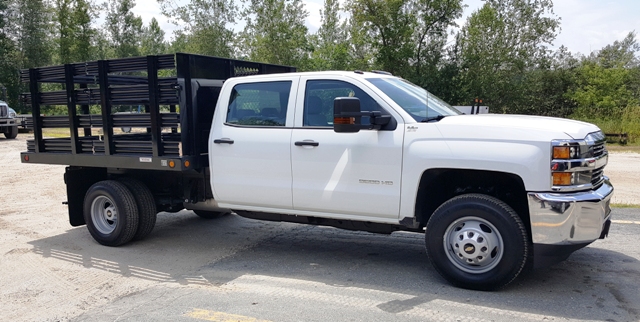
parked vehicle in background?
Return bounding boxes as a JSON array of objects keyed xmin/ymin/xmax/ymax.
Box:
[
  {"xmin": 19, "ymin": 53, "xmax": 613, "ymax": 291},
  {"xmin": 454, "ymin": 105, "xmax": 489, "ymax": 114},
  {"xmin": 0, "ymin": 100, "xmax": 18, "ymax": 139}
]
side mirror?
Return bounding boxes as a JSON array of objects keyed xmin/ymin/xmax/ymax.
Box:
[{"xmin": 334, "ymin": 97, "xmax": 362, "ymax": 133}]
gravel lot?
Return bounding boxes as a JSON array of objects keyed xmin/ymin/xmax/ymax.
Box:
[{"xmin": 1, "ymin": 134, "xmax": 639, "ymax": 322}]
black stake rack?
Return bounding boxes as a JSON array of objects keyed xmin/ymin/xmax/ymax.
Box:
[{"xmin": 20, "ymin": 53, "xmax": 295, "ymax": 172}]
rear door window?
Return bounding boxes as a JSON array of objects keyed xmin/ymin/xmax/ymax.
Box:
[{"xmin": 226, "ymin": 81, "xmax": 292, "ymax": 127}]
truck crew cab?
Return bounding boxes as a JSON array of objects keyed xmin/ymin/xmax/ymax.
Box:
[{"xmin": 20, "ymin": 53, "xmax": 613, "ymax": 290}]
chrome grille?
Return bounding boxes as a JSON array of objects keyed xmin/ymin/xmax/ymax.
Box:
[
  {"xmin": 592, "ymin": 142, "xmax": 606, "ymax": 158},
  {"xmin": 592, "ymin": 166, "xmax": 605, "ymax": 187},
  {"xmin": 0, "ymin": 105, "xmax": 6, "ymax": 118}
]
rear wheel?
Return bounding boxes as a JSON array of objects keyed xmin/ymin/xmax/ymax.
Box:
[
  {"xmin": 4, "ymin": 126, "xmax": 18, "ymax": 139},
  {"xmin": 192, "ymin": 209, "xmax": 229, "ymax": 219},
  {"xmin": 425, "ymin": 194, "xmax": 530, "ymax": 291},
  {"xmin": 83, "ymin": 180, "xmax": 139, "ymax": 246},
  {"xmin": 118, "ymin": 177, "xmax": 157, "ymax": 241}
]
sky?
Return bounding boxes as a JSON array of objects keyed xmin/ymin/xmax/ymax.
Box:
[{"xmin": 131, "ymin": 0, "xmax": 640, "ymax": 56}]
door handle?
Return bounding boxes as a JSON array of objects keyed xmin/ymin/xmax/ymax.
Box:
[
  {"xmin": 295, "ymin": 140, "xmax": 319, "ymax": 147},
  {"xmin": 214, "ymin": 138, "xmax": 234, "ymax": 144}
]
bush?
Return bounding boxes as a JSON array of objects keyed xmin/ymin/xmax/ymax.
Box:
[{"xmin": 572, "ymin": 106, "xmax": 640, "ymax": 144}]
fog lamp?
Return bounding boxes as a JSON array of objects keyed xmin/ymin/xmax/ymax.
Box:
[{"xmin": 552, "ymin": 172, "xmax": 572, "ymax": 185}]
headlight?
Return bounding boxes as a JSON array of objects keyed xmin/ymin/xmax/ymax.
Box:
[
  {"xmin": 552, "ymin": 145, "xmax": 580, "ymax": 159},
  {"xmin": 9, "ymin": 111, "xmax": 16, "ymax": 118},
  {"xmin": 550, "ymin": 131, "xmax": 607, "ymax": 191}
]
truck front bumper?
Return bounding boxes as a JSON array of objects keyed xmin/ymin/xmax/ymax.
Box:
[
  {"xmin": 527, "ymin": 177, "xmax": 613, "ymax": 268},
  {"xmin": 0, "ymin": 118, "xmax": 17, "ymax": 127}
]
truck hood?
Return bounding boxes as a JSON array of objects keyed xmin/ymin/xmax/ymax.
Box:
[{"xmin": 433, "ymin": 114, "xmax": 601, "ymax": 141}]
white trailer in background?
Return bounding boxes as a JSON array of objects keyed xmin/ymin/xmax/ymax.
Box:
[{"xmin": 454, "ymin": 105, "xmax": 489, "ymax": 114}]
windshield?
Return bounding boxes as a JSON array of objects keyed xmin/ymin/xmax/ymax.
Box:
[{"xmin": 366, "ymin": 78, "xmax": 460, "ymax": 122}]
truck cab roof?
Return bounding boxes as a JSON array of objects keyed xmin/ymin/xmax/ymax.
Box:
[{"xmin": 229, "ymin": 70, "xmax": 398, "ymax": 82}]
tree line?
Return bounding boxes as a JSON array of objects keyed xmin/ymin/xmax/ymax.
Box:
[{"xmin": 1, "ymin": 0, "xmax": 639, "ymax": 137}]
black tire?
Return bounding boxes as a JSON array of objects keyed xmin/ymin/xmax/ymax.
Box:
[
  {"xmin": 192, "ymin": 209, "xmax": 229, "ymax": 219},
  {"xmin": 425, "ymin": 193, "xmax": 530, "ymax": 291},
  {"xmin": 118, "ymin": 177, "xmax": 157, "ymax": 241},
  {"xmin": 4, "ymin": 126, "xmax": 18, "ymax": 139},
  {"xmin": 83, "ymin": 180, "xmax": 139, "ymax": 246}
]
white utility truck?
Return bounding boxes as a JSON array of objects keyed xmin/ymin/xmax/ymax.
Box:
[{"xmin": 20, "ymin": 53, "xmax": 613, "ymax": 290}]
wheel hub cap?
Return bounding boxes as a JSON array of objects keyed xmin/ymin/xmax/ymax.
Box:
[
  {"xmin": 91, "ymin": 196, "xmax": 118, "ymax": 235},
  {"xmin": 444, "ymin": 217, "xmax": 504, "ymax": 274}
]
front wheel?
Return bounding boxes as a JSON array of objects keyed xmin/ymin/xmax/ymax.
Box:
[
  {"xmin": 4, "ymin": 126, "xmax": 18, "ymax": 139},
  {"xmin": 425, "ymin": 194, "xmax": 530, "ymax": 291},
  {"xmin": 83, "ymin": 180, "xmax": 139, "ymax": 246}
]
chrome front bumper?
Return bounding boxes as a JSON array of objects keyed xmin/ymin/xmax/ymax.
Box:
[
  {"xmin": 0, "ymin": 118, "xmax": 16, "ymax": 126},
  {"xmin": 527, "ymin": 177, "xmax": 613, "ymax": 245}
]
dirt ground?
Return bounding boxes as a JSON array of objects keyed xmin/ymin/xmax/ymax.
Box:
[
  {"xmin": 601, "ymin": 152, "xmax": 640, "ymax": 205},
  {"xmin": 0, "ymin": 135, "xmax": 638, "ymax": 321}
]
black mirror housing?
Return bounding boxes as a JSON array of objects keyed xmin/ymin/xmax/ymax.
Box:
[{"xmin": 334, "ymin": 97, "xmax": 362, "ymax": 133}]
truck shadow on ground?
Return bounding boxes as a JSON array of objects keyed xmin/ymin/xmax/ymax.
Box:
[{"xmin": 28, "ymin": 211, "xmax": 640, "ymax": 321}]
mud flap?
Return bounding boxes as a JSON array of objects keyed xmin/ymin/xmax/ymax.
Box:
[{"xmin": 64, "ymin": 167, "xmax": 107, "ymax": 226}]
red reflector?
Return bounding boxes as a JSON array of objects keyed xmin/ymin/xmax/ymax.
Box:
[{"xmin": 24, "ymin": 155, "xmax": 29, "ymax": 161}]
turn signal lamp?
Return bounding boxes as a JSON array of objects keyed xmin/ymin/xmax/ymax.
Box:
[
  {"xmin": 168, "ymin": 160, "xmax": 175, "ymax": 168},
  {"xmin": 552, "ymin": 173, "xmax": 572, "ymax": 186},
  {"xmin": 184, "ymin": 160, "xmax": 190, "ymax": 168},
  {"xmin": 334, "ymin": 117, "xmax": 355, "ymax": 125},
  {"xmin": 553, "ymin": 146, "xmax": 571, "ymax": 159}
]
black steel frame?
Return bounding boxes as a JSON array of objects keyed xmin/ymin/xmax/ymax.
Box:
[{"xmin": 20, "ymin": 53, "xmax": 296, "ymax": 172}]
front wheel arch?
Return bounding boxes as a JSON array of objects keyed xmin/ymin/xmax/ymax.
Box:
[{"xmin": 425, "ymin": 193, "xmax": 530, "ymax": 291}]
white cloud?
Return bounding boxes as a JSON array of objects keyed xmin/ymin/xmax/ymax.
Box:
[
  {"xmin": 305, "ymin": 0, "xmax": 324, "ymax": 31},
  {"xmin": 133, "ymin": 0, "xmax": 180, "ymax": 38}
]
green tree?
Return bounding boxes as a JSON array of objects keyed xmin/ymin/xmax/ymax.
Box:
[
  {"xmin": 348, "ymin": 0, "xmax": 462, "ymax": 76},
  {"xmin": 2, "ymin": 0, "xmax": 53, "ymax": 112},
  {"xmin": 411, "ymin": 0, "xmax": 463, "ymax": 81},
  {"xmin": 343, "ymin": 16, "xmax": 375, "ymax": 71},
  {"xmin": 140, "ymin": 17, "xmax": 167, "ymax": 55},
  {"xmin": 309, "ymin": 0, "xmax": 350, "ymax": 70},
  {"xmin": 159, "ymin": 0, "xmax": 236, "ymax": 57},
  {"xmin": 588, "ymin": 31, "xmax": 639, "ymax": 69},
  {"xmin": 104, "ymin": 0, "xmax": 143, "ymax": 58},
  {"xmin": 55, "ymin": 0, "xmax": 73, "ymax": 63},
  {"xmin": 11, "ymin": 0, "xmax": 53, "ymax": 68},
  {"xmin": 54, "ymin": 0, "xmax": 95, "ymax": 63},
  {"xmin": 349, "ymin": 0, "xmax": 415, "ymax": 75},
  {"xmin": 72, "ymin": 0, "xmax": 96, "ymax": 61},
  {"xmin": 517, "ymin": 46, "xmax": 579, "ymax": 117},
  {"xmin": 455, "ymin": 0, "xmax": 560, "ymax": 112},
  {"xmin": 569, "ymin": 32, "xmax": 640, "ymax": 119},
  {"xmin": 0, "ymin": 0, "xmax": 22, "ymax": 110},
  {"xmin": 570, "ymin": 62, "xmax": 635, "ymax": 117},
  {"xmin": 241, "ymin": 0, "xmax": 312, "ymax": 68}
]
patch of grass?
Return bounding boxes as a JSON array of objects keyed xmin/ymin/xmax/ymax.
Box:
[
  {"xmin": 42, "ymin": 128, "xmax": 72, "ymax": 138},
  {"xmin": 611, "ymin": 203, "xmax": 640, "ymax": 208}
]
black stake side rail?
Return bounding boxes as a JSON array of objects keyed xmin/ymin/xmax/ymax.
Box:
[{"xmin": 20, "ymin": 53, "xmax": 296, "ymax": 172}]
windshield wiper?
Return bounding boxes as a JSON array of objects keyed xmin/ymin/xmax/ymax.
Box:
[{"xmin": 421, "ymin": 115, "xmax": 447, "ymax": 122}]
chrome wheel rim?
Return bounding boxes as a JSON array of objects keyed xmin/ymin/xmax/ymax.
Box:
[
  {"xmin": 91, "ymin": 195, "xmax": 118, "ymax": 235},
  {"xmin": 443, "ymin": 216, "xmax": 504, "ymax": 274}
]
